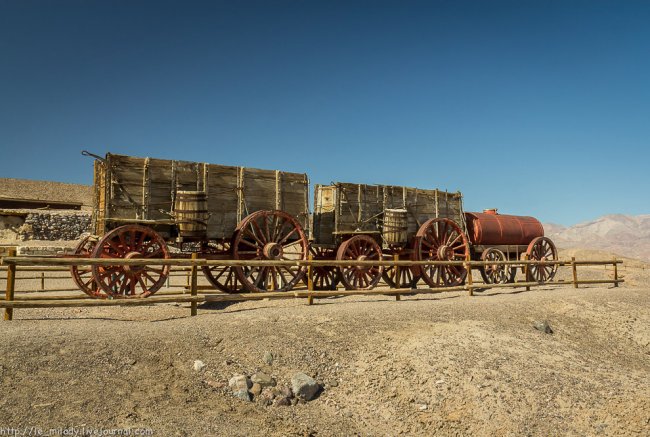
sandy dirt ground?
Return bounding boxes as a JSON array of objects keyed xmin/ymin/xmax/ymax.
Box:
[{"xmin": 0, "ymin": 254, "xmax": 649, "ymax": 436}]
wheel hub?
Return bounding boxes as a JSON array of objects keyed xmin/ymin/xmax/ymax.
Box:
[
  {"xmin": 123, "ymin": 251, "xmax": 144, "ymax": 274},
  {"xmin": 355, "ymin": 254, "xmax": 370, "ymax": 272},
  {"xmin": 437, "ymin": 245, "xmax": 453, "ymax": 260},
  {"xmin": 263, "ymin": 243, "xmax": 284, "ymax": 259}
]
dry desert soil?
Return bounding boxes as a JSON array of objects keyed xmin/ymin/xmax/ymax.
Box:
[{"xmin": 0, "ymin": 253, "xmax": 649, "ymax": 436}]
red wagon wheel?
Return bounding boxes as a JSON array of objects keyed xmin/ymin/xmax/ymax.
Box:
[
  {"xmin": 201, "ymin": 241, "xmax": 243, "ymax": 293},
  {"xmin": 525, "ymin": 237, "xmax": 558, "ymax": 282},
  {"xmin": 70, "ymin": 235, "xmax": 107, "ymax": 298},
  {"xmin": 232, "ymin": 210, "xmax": 309, "ymax": 292},
  {"xmin": 416, "ymin": 218, "xmax": 469, "ymax": 287},
  {"xmin": 305, "ymin": 246, "xmax": 339, "ymax": 291},
  {"xmin": 337, "ymin": 235, "xmax": 383, "ymax": 290},
  {"xmin": 382, "ymin": 252, "xmax": 420, "ymax": 289},
  {"xmin": 479, "ymin": 247, "xmax": 515, "ymax": 284},
  {"xmin": 91, "ymin": 225, "xmax": 170, "ymax": 298}
]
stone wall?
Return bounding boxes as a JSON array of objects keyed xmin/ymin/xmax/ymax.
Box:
[{"xmin": 0, "ymin": 210, "xmax": 92, "ymax": 242}]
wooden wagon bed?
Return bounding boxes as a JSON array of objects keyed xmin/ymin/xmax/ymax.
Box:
[
  {"xmin": 92, "ymin": 153, "xmax": 310, "ymax": 239},
  {"xmin": 312, "ymin": 182, "xmax": 466, "ymax": 247}
]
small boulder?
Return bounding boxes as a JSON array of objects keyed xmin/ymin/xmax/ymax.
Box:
[
  {"xmin": 193, "ymin": 360, "xmax": 206, "ymax": 372},
  {"xmin": 229, "ymin": 375, "xmax": 252, "ymax": 402},
  {"xmin": 233, "ymin": 390, "xmax": 251, "ymax": 402},
  {"xmin": 533, "ymin": 320, "xmax": 553, "ymax": 334},
  {"xmin": 259, "ymin": 387, "xmax": 276, "ymax": 405},
  {"xmin": 263, "ymin": 351, "xmax": 274, "ymax": 365},
  {"xmin": 250, "ymin": 383, "xmax": 262, "ymax": 397},
  {"xmin": 251, "ymin": 372, "xmax": 276, "ymax": 387},
  {"xmin": 291, "ymin": 373, "xmax": 320, "ymax": 401},
  {"xmin": 229, "ymin": 374, "xmax": 252, "ymax": 391}
]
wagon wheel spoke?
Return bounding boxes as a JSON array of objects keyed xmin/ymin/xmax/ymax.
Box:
[
  {"xmin": 70, "ymin": 235, "xmax": 108, "ymax": 298},
  {"xmin": 233, "ymin": 210, "xmax": 308, "ymax": 292},
  {"xmin": 382, "ymin": 252, "xmax": 420, "ymax": 289},
  {"xmin": 479, "ymin": 248, "xmax": 512, "ymax": 284},
  {"xmin": 303, "ymin": 247, "xmax": 339, "ymax": 291},
  {"xmin": 525, "ymin": 237, "xmax": 558, "ymax": 282},
  {"xmin": 336, "ymin": 235, "xmax": 383, "ymax": 290},
  {"xmin": 416, "ymin": 218, "xmax": 469, "ymax": 288},
  {"xmin": 245, "ymin": 226, "xmax": 266, "ymax": 247},
  {"xmin": 91, "ymin": 225, "xmax": 170, "ymax": 298}
]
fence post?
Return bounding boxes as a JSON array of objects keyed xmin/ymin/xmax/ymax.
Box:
[
  {"xmin": 307, "ymin": 254, "xmax": 314, "ymax": 305},
  {"xmin": 466, "ymin": 261, "xmax": 473, "ymax": 296},
  {"xmin": 613, "ymin": 257, "xmax": 618, "ymax": 287},
  {"xmin": 524, "ymin": 256, "xmax": 530, "ymax": 291},
  {"xmin": 572, "ymin": 257, "xmax": 578, "ymax": 288},
  {"xmin": 190, "ymin": 253, "xmax": 198, "ymax": 316},
  {"xmin": 394, "ymin": 254, "xmax": 401, "ymax": 301},
  {"xmin": 4, "ymin": 249, "xmax": 17, "ymax": 321}
]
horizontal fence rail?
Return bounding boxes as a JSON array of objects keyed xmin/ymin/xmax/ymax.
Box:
[{"xmin": 1, "ymin": 252, "xmax": 624, "ymax": 321}]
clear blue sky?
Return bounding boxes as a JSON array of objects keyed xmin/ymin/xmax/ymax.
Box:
[{"xmin": 1, "ymin": 0, "xmax": 648, "ymax": 225}]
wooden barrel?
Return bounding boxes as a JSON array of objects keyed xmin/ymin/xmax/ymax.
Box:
[
  {"xmin": 382, "ymin": 209, "xmax": 408, "ymax": 245},
  {"xmin": 174, "ymin": 191, "xmax": 208, "ymax": 239}
]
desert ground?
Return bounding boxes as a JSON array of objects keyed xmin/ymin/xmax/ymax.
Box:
[{"xmin": 1, "ymin": 250, "xmax": 649, "ymax": 436}]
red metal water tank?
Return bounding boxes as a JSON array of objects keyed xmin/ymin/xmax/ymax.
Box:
[{"xmin": 464, "ymin": 209, "xmax": 544, "ymax": 246}]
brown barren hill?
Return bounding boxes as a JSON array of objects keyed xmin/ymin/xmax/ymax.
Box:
[{"xmin": 545, "ymin": 214, "xmax": 650, "ymax": 262}]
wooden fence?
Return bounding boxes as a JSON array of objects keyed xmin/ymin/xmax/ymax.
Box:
[{"xmin": 1, "ymin": 251, "xmax": 623, "ymax": 321}]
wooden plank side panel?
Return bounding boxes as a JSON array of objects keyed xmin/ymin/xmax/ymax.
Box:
[
  {"xmin": 147, "ymin": 158, "xmax": 174, "ymax": 221},
  {"xmin": 107, "ymin": 155, "xmax": 145, "ymax": 220},
  {"xmin": 241, "ymin": 168, "xmax": 277, "ymax": 215},
  {"xmin": 175, "ymin": 161, "xmax": 201, "ymax": 192},
  {"xmin": 93, "ymin": 160, "xmax": 108, "ymax": 235},
  {"xmin": 205, "ymin": 164, "xmax": 239, "ymax": 239},
  {"xmin": 405, "ymin": 188, "xmax": 437, "ymax": 233},
  {"xmin": 383, "ymin": 186, "xmax": 405, "ymax": 210},
  {"xmin": 279, "ymin": 172, "xmax": 309, "ymax": 230},
  {"xmin": 335, "ymin": 183, "xmax": 384, "ymax": 234}
]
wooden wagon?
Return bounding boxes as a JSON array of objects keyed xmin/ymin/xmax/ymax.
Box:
[
  {"xmin": 311, "ymin": 182, "xmax": 470, "ymax": 290},
  {"xmin": 72, "ymin": 152, "xmax": 310, "ymax": 298}
]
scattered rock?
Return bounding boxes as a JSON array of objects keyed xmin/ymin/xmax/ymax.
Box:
[
  {"xmin": 279, "ymin": 385, "xmax": 293, "ymax": 398},
  {"xmin": 259, "ymin": 387, "xmax": 276, "ymax": 405},
  {"xmin": 233, "ymin": 390, "xmax": 251, "ymax": 402},
  {"xmin": 250, "ymin": 383, "xmax": 262, "ymax": 397},
  {"xmin": 419, "ymin": 404, "xmax": 428, "ymax": 411},
  {"xmin": 204, "ymin": 379, "xmax": 225, "ymax": 390},
  {"xmin": 193, "ymin": 360, "xmax": 206, "ymax": 372},
  {"xmin": 533, "ymin": 320, "xmax": 554, "ymax": 334},
  {"xmin": 273, "ymin": 396, "xmax": 291, "ymax": 407},
  {"xmin": 251, "ymin": 372, "xmax": 275, "ymax": 387},
  {"xmin": 291, "ymin": 372, "xmax": 320, "ymax": 401},
  {"xmin": 229, "ymin": 375, "xmax": 252, "ymax": 392},
  {"xmin": 263, "ymin": 351, "xmax": 274, "ymax": 365},
  {"xmin": 229, "ymin": 374, "xmax": 253, "ymax": 401}
]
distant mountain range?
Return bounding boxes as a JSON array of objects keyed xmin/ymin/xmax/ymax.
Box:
[{"xmin": 544, "ymin": 214, "xmax": 650, "ymax": 262}]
